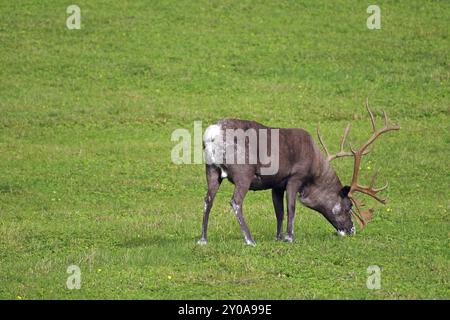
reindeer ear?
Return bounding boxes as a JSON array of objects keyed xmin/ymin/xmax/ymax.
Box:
[{"xmin": 340, "ymin": 186, "xmax": 351, "ymax": 198}]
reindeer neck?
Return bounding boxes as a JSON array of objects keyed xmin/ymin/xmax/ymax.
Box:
[{"xmin": 309, "ymin": 142, "xmax": 343, "ymax": 195}]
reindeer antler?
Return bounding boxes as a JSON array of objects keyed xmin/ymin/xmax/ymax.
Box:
[
  {"xmin": 317, "ymin": 98, "xmax": 400, "ymax": 228},
  {"xmin": 347, "ymin": 99, "xmax": 400, "ymax": 227},
  {"xmin": 317, "ymin": 123, "xmax": 370, "ymax": 162},
  {"xmin": 317, "ymin": 123, "xmax": 353, "ymax": 161}
]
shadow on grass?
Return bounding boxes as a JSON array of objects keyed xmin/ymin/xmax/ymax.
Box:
[{"xmin": 0, "ymin": 183, "xmax": 24, "ymax": 194}]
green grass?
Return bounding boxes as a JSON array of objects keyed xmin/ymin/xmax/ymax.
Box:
[{"xmin": 0, "ymin": 0, "xmax": 449, "ymax": 299}]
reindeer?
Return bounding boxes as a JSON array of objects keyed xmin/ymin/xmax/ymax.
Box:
[{"xmin": 197, "ymin": 100, "xmax": 400, "ymax": 246}]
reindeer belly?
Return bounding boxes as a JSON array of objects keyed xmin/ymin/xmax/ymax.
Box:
[{"xmin": 249, "ymin": 175, "xmax": 287, "ymax": 191}]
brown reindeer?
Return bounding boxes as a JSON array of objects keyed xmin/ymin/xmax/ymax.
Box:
[{"xmin": 198, "ymin": 100, "xmax": 400, "ymax": 246}]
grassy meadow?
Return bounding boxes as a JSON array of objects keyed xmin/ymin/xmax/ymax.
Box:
[{"xmin": 0, "ymin": 0, "xmax": 449, "ymax": 299}]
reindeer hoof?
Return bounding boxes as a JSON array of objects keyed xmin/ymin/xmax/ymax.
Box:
[
  {"xmin": 245, "ymin": 239, "xmax": 256, "ymax": 246},
  {"xmin": 285, "ymin": 235, "xmax": 294, "ymax": 243},
  {"xmin": 197, "ymin": 239, "xmax": 208, "ymax": 245}
]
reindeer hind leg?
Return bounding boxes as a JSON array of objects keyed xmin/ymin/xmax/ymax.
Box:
[
  {"xmin": 230, "ymin": 180, "xmax": 255, "ymax": 246},
  {"xmin": 198, "ymin": 165, "xmax": 222, "ymax": 245}
]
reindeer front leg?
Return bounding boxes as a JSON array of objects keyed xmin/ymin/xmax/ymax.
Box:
[
  {"xmin": 272, "ymin": 188, "xmax": 285, "ymax": 241},
  {"xmin": 285, "ymin": 180, "xmax": 301, "ymax": 242},
  {"xmin": 230, "ymin": 181, "xmax": 255, "ymax": 246}
]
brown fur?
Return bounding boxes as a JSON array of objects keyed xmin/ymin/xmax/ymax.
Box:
[{"xmin": 198, "ymin": 119, "xmax": 354, "ymax": 245}]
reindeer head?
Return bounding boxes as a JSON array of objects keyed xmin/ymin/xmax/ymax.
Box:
[{"xmin": 317, "ymin": 99, "xmax": 400, "ymax": 235}]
